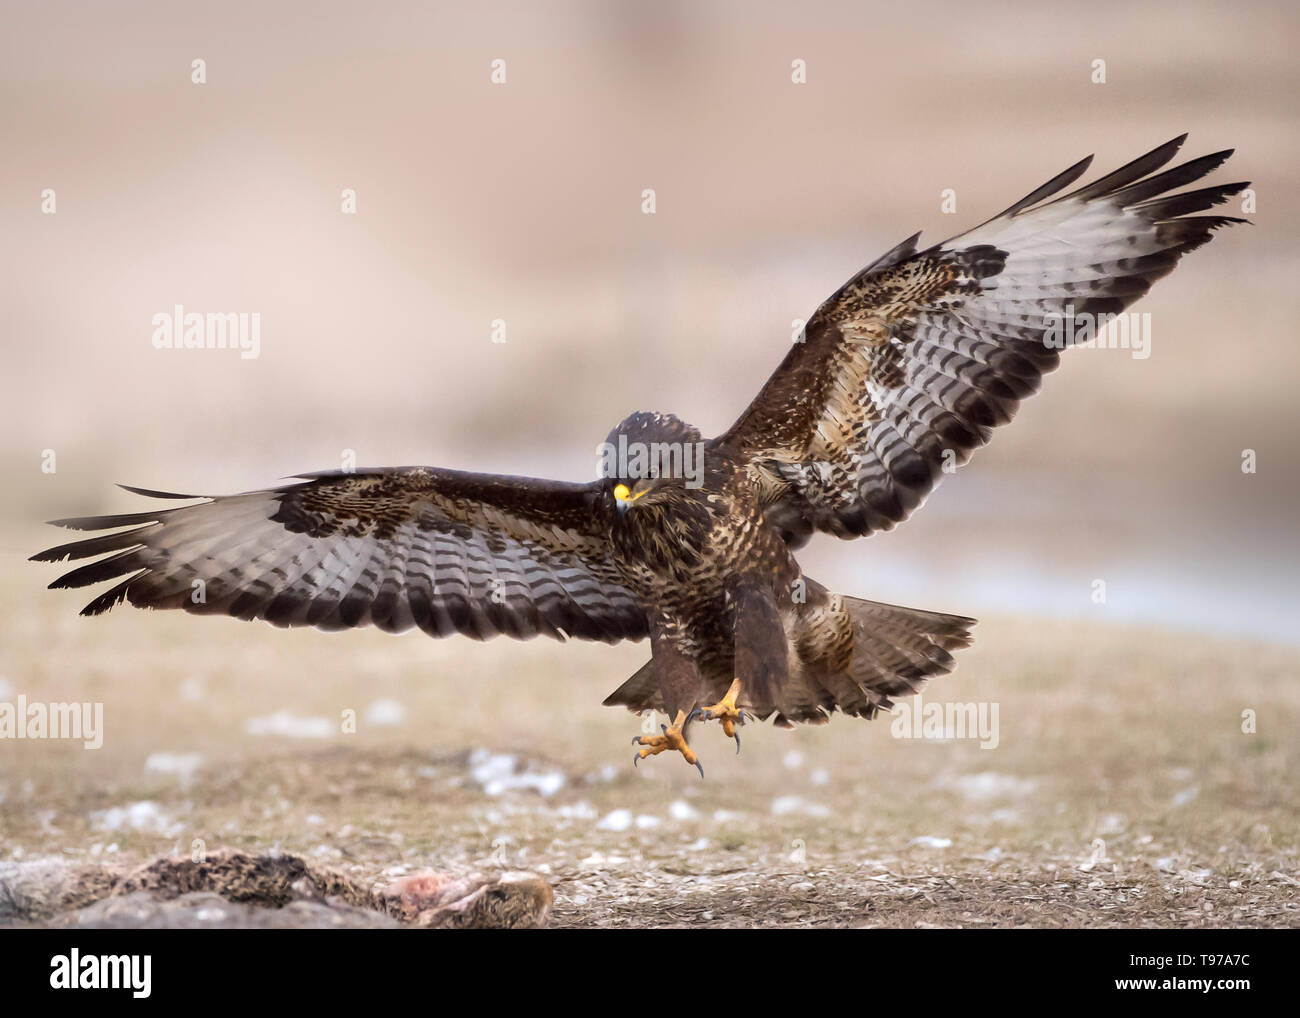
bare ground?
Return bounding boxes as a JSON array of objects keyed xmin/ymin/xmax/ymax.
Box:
[{"xmin": 1, "ymin": 575, "xmax": 1296, "ymax": 928}]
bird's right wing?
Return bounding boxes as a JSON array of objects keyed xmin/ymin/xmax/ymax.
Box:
[{"xmin": 32, "ymin": 467, "xmax": 647, "ymax": 643}]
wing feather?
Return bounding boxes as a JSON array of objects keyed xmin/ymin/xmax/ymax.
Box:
[
  {"xmin": 33, "ymin": 467, "xmax": 646, "ymax": 644},
  {"xmin": 719, "ymin": 137, "xmax": 1248, "ymax": 545}
]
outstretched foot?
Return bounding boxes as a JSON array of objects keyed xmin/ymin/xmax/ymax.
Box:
[
  {"xmin": 633, "ymin": 710, "xmax": 703, "ymax": 778},
  {"xmin": 689, "ymin": 678, "xmax": 745, "ymax": 753}
]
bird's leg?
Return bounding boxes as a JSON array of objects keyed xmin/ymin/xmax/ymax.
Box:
[
  {"xmin": 633, "ymin": 710, "xmax": 703, "ymax": 778},
  {"xmin": 689, "ymin": 678, "xmax": 745, "ymax": 753}
]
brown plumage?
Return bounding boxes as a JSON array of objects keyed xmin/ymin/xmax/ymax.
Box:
[{"xmin": 33, "ymin": 137, "xmax": 1247, "ymax": 769}]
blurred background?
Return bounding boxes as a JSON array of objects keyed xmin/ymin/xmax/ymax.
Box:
[
  {"xmin": 1, "ymin": 4, "xmax": 1298, "ymax": 927},
  {"xmin": 2, "ymin": 0, "xmax": 1296, "ymax": 641}
]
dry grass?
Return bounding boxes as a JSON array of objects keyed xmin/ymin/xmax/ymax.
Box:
[{"xmin": 1, "ymin": 560, "xmax": 1296, "ymax": 928}]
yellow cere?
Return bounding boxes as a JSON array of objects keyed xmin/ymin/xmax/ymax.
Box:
[{"xmin": 613, "ymin": 483, "xmax": 630, "ymax": 501}]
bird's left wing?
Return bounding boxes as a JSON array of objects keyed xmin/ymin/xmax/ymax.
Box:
[
  {"xmin": 717, "ymin": 136, "xmax": 1248, "ymax": 547},
  {"xmin": 32, "ymin": 467, "xmax": 647, "ymax": 643}
]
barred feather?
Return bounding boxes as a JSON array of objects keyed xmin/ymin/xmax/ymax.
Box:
[
  {"xmin": 720, "ymin": 136, "xmax": 1248, "ymax": 546},
  {"xmin": 32, "ymin": 468, "xmax": 649, "ymax": 644}
]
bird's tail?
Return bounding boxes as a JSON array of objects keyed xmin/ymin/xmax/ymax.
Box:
[
  {"xmin": 601, "ymin": 658, "xmax": 660, "ymax": 714},
  {"xmin": 601, "ymin": 586, "xmax": 974, "ymax": 726},
  {"xmin": 779, "ymin": 592, "xmax": 976, "ymax": 725}
]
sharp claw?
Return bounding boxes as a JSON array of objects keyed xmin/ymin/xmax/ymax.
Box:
[
  {"xmin": 633, "ymin": 752, "xmax": 640, "ymax": 768},
  {"xmin": 686, "ymin": 708, "xmax": 703, "ymax": 723},
  {"xmin": 735, "ymin": 732, "xmax": 741, "ymax": 754},
  {"xmin": 695, "ymin": 760, "xmax": 704, "ymax": 779}
]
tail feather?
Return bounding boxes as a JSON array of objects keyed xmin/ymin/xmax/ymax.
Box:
[
  {"xmin": 600, "ymin": 590, "xmax": 976, "ymax": 726},
  {"xmin": 602, "ymin": 658, "xmax": 658, "ymax": 712},
  {"xmin": 780, "ymin": 593, "xmax": 975, "ymax": 724}
]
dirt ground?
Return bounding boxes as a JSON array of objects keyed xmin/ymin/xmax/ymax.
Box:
[{"xmin": 1, "ymin": 563, "xmax": 1296, "ymax": 928}]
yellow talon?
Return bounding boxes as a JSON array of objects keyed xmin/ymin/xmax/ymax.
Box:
[
  {"xmin": 633, "ymin": 710, "xmax": 703, "ymax": 778},
  {"xmin": 691, "ymin": 678, "xmax": 745, "ymax": 751}
]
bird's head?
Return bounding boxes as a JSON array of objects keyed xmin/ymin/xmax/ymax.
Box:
[{"xmin": 596, "ymin": 411, "xmax": 706, "ymax": 515}]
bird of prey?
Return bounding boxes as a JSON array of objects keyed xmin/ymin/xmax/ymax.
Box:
[{"xmin": 34, "ymin": 136, "xmax": 1246, "ymax": 775}]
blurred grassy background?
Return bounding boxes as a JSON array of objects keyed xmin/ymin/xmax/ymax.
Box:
[
  {"xmin": 2, "ymin": 0, "xmax": 1296, "ymax": 641},
  {"xmin": 1, "ymin": 1, "xmax": 1296, "ymax": 925}
]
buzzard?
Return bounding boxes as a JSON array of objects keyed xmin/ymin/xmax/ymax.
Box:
[{"xmin": 34, "ymin": 136, "xmax": 1246, "ymax": 775}]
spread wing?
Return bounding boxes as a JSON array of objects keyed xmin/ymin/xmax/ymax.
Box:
[
  {"xmin": 32, "ymin": 468, "xmax": 647, "ymax": 643},
  {"xmin": 718, "ymin": 136, "xmax": 1248, "ymax": 547}
]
